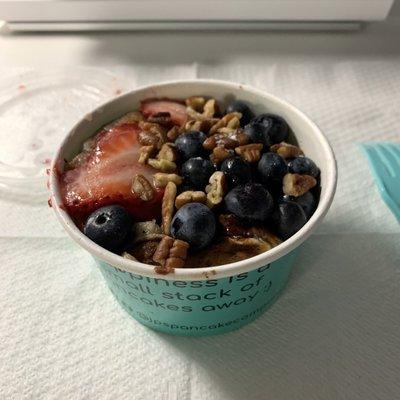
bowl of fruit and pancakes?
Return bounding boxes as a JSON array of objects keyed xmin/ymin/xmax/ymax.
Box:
[{"xmin": 49, "ymin": 80, "xmax": 336, "ymax": 336}]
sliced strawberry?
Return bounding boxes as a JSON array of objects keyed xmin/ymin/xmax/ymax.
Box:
[
  {"xmin": 60, "ymin": 122, "xmax": 163, "ymax": 222},
  {"xmin": 140, "ymin": 98, "xmax": 188, "ymax": 126}
]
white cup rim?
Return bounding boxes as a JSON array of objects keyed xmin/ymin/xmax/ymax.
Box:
[{"xmin": 49, "ymin": 79, "xmax": 337, "ymax": 281}]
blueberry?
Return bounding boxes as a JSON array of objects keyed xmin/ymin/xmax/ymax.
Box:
[
  {"xmin": 266, "ymin": 179, "xmax": 285, "ymax": 201},
  {"xmin": 171, "ymin": 202, "xmax": 216, "ymax": 250},
  {"xmin": 250, "ymin": 114, "xmax": 289, "ymax": 143},
  {"xmin": 226, "ymin": 100, "xmax": 254, "ymax": 125},
  {"xmin": 282, "ymin": 192, "xmax": 316, "ymax": 219},
  {"xmin": 275, "ymin": 201, "xmax": 307, "ymax": 240},
  {"xmin": 181, "ymin": 157, "xmax": 215, "ymax": 190},
  {"xmin": 258, "ymin": 152, "xmax": 287, "ymax": 183},
  {"xmin": 288, "ymin": 156, "xmax": 319, "ymax": 178},
  {"xmin": 225, "ymin": 183, "xmax": 274, "ymax": 222},
  {"xmin": 289, "ymin": 192, "xmax": 317, "ymax": 219},
  {"xmin": 243, "ymin": 123, "xmax": 272, "ymax": 147},
  {"xmin": 221, "ymin": 156, "xmax": 252, "ymax": 188},
  {"xmin": 83, "ymin": 205, "xmax": 133, "ymax": 252},
  {"xmin": 175, "ymin": 130, "xmax": 206, "ymax": 160}
]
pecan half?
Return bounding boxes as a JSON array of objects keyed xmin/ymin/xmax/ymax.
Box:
[
  {"xmin": 156, "ymin": 143, "xmax": 178, "ymax": 162},
  {"xmin": 235, "ymin": 143, "xmax": 263, "ymax": 163},
  {"xmin": 175, "ymin": 191, "xmax": 207, "ymax": 209},
  {"xmin": 270, "ymin": 142, "xmax": 304, "ymax": 159},
  {"xmin": 153, "ymin": 236, "xmax": 189, "ymax": 274},
  {"xmin": 132, "ymin": 174, "xmax": 154, "ymax": 201},
  {"xmin": 210, "ymin": 146, "xmax": 233, "ymax": 164},
  {"xmin": 205, "ymin": 171, "xmax": 227, "ymax": 208},
  {"xmin": 283, "ymin": 173, "xmax": 317, "ymax": 197},
  {"xmin": 161, "ymin": 182, "xmax": 177, "ymax": 234},
  {"xmin": 138, "ymin": 145, "xmax": 156, "ymax": 164},
  {"xmin": 153, "ymin": 173, "xmax": 182, "ymax": 188},
  {"xmin": 148, "ymin": 158, "xmax": 177, "ymax": 172}
]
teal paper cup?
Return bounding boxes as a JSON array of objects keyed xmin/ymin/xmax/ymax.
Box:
[{"xmin": 50, "ymin": 80, "xmax": 337, "ymax": 336}]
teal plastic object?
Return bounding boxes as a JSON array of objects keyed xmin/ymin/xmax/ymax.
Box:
[
  {"xmin": 95, "ymin": 249, "xmax": 299, "ymax": 336},
  {"xmin": 361, "ymin": 142, "xmax": 400, "ymax": 223}
]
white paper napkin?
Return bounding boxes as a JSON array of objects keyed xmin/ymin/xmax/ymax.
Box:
[
  {"xmin": 1, "ymin": 62, "xmax": 399, "ymax": 400},
  {"xmin": 1, "ymin": 234, "xmax": 399, "ymax": 400}
]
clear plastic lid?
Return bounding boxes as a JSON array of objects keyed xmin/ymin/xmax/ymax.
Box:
[{"xmin": 0, "ymin": 68, "xmax": 129, "ymax": 201}]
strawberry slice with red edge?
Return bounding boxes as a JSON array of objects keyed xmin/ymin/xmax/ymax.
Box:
[
  {"xmin": 60, "ymin": 122, "xmax": 163, "ymax": 223},
  {"xmin": 140, "ymin": 98, "xmax": 188, "ymax": 126}
]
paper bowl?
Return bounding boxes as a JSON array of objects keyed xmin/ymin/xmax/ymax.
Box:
[{"xmin": 49, "ymin": 80, "xmax": 337, "ymax": 336}]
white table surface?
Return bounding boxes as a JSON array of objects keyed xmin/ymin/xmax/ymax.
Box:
[{"xmin": 1, "ymin": 4, "xmax": 400, "ymax": 400}]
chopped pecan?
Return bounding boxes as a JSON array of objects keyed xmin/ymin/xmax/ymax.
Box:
[
  {"xmin": 203, "ymin": 134, "xmax": 238, "ymax": 151},
  {"xmin": 185, "ymin": 118, "xmax": 218, "ymax": 134},
  {"xmin": 131, "ymin": 220, "xmax": 163, "ymax": 244},
  {"xmin": 209, "ymin": 112, "xmax": 242, "ymax": 135},
  {"xmin": 203, "ymin": 99, "xmax": 217, "ymax": 118},
  {"xmin": 175, "ymin": 191, "xmax": 207, "ymax": 209},
  {"xmin": 153, "ymin": 173, "xmax": 182, "ymax": 188},
  {"xmin": 247, "ymin": 227, "xmax": 282, "ymax": 247},
  {"xmin": 156, "ymin": 143, "xmax": 178, "ymax": 162},
  {"xmin": 235, "ymin": 143, "xmax": 263, "ymax": 163},
  {"xmin": 147, "ymin": 112, "xmax": 172, "ymax": 127},
  {"xmin": 132, "ymin": 174, "xmax": 154, "ymax": 201},
  {"xmin": 138, "ymin": 145, "xmax": 155, "ymax": 164},
  {"xmin": 148, "ymin": 158, "xmax": 177, "ymax": 172},
  {"xmin": 129, "ymin": 239, "xmax": 160, "ymax": 265},
  {"xmin": 186, "ymin": 108, "xmax": 204, "ymax": 121},
  {"xmin": 138, "ymin": 121, "xmax": 167, "ymax": 149},
  {"xmin": 218, "ymin": 214, "xmax": 282, "ymax": 247},
  {"xmin": 186, "ymin": 98, "xmax": 218, "ymax": 121},
  {"xmin": 227, "ymin": 237, "xmax": 270, "ymax": 251},
  {"xmin": 283, "ymin": 173, "xmax": 317, "ymax": 197},
  {"xmin": 153, "ymin": 236, "xmax": 189, "ymax": 274},
  {"xmin": 210, "ymin": 146, "xmax": 233, "ymax": 164},
  {"xmin": 235, "ymin": 131, "xmax": 250, "ymax": 146},
  {"xmin": 205, "ymin": 171, "xmax": 227, "ymax": 208},
  {"xmin": 167, "ymin": 126, "xmax": 182, "ymax": 142},
  {"xmin": 218, "ymin": 214, "xmax": 245, "ymax": 237},
  {"xmin": 138, "ymin": 130, "xmax": 159, "ymax": 147},
  {"xmin": 270, "ymin": 142, "xmax": 304, "ymax": 159},
  {"xmin": 203, "ymin": 135, "xmax": 218, "ymax": 150},
  {"xmin": 161, "ymin": 182, "xmax": 177, "ymax": 234},
  {"xmin": 185, "ymin": 96, "xmax": 206, "ymax": 112}
]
